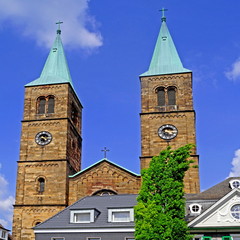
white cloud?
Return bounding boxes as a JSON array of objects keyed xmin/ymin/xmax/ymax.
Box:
[
  {"xmin": 0, "ymin": 0, "xmax": 103, "ymax": 49},
  {"xmin": 0, "ymin": 196, "xmax": 14, "ymax": 212},
  {"xmin": 229, "ymin": 149, "xmax": 240, "ymax": 177},
  {"xmin": 0, "ymin": 168, "xmax": 14, "ymax": 229},
  {"xmin": 225, "ymin": 58, "xmax": 240, "ymax": 81}
]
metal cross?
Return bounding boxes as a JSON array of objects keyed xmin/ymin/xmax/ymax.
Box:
[
  {"xmin": 56, "ymin": 21, "xmax": 63, "ymax": 34},
  {"xmin": 159, "ymin": 8, "xmax": 168, "ymax": 17},
  {"xmin": 101, "ymin": 147, "xmax": 110, "ymax": 159}
]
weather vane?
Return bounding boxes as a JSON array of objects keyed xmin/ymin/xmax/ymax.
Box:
[
  {"xmin": 56, "ymin": 21, "xmax": 63, "ymax": 34},
  {"xmin": 101, "ymin": 147, "xmax": 110, "ymax": 159}
]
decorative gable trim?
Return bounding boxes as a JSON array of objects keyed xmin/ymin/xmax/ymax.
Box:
[{"xmin": 188, "ymin": 188, "xmax": 240, "ymax": 228}]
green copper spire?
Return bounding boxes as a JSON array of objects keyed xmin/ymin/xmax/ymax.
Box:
[
  {"xmin": 141, "ymin": 9, "xmax": 191, "ymax": 77},
  {"xmin": 26, "ymin": 22, "xmax": 74, "ymax": 87}
]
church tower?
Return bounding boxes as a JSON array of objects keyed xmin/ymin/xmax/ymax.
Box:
[
  {"xmin": 12, "ymin": 26, "xmax": 82, "ymax": 240},
  {"xmin": 140, "ymin": 12, "xmax": 200, "ymax": 193}
]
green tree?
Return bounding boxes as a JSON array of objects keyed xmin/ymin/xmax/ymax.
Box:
[{"xmin": 134, "ymin": 144, "xmax": 194, "ymax": 240}]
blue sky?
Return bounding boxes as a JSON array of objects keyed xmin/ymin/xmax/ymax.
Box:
[{"xmin": 1, "ymin": 0, "xmax": 240, "ymax": 228}]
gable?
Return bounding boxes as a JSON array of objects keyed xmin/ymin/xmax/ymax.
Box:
[
  {"xmin": 68, "ymin": 159, "xmax": 141, "ymax": 204},
  {"xmin": 189, "ymin": 189, "xmax": 240, "ymax": 229}
]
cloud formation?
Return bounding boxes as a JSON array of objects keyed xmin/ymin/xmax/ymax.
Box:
[
  {"xmin": 225, "ymin": 58, "xmax": 240, "ymax": 81},
  {"xmin": 229, "ymin": 149, "xmax": 240, "ymax": 177},
  {"xmin": 0, "ymin": 165, "xmax": 14, "ymax": 229},
  {"xmin": 0, "ymin": 0, "xmax": 103, "ymax": 49}
]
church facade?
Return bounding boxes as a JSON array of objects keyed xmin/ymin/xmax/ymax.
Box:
[{"xmin": 12, "ymin": 14, "xmax": 200, "ymax": 240}]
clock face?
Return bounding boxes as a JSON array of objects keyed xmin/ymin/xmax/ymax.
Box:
[
  {"xmin": 158, "ymin": 124, "xmax": 178, "ymax": 140},
  {"xmin": 35, "ymin": 131, "xmax": 52, "ymax": 146}
]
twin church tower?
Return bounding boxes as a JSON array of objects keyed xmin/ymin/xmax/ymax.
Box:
[{"xmin": 12, "ymin": 14, "xmax": 200, "ymax": 239}]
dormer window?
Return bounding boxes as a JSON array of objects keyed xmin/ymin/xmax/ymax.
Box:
[
  {"xmin": 229, "ymin": 179, "xmax": 240, "ymax": 189},
  {"xmin": 70, "ymin": 209, "xmax": 99, "ymax": 223},
  {"xmin": 189, "ymin": 204, "xmax": 202, "ymax": 214},
  {"xmin": 108, "ymin": 208, "xmax": 134, "ymax": 222}
]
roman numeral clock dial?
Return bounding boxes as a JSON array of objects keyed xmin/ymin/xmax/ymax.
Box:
[
  {"xmin": 158, "ymin": 124, "xmax": 178, "ymax": 140},
  {"xmin": 35, "ymin": 131, "xmax": 52, "ymax": 146}
]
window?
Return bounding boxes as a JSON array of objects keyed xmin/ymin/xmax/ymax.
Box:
[
  {"xmin": 47, "ymin": 96, "xmax": 55, "ymax": 113},
  {"xmin": 38, "ymin": 97, "xmax": 46, "ymax": 114},
  {"xmin": 229, "ymin": 179, "xmax": 240, "ymax": 189},
  {"xmin": 167, "ymin": 87, "xmax": 176, "ymax": 105},
  {"xmin": 51, "ymin": 238, "xmax": 65, "ymax": 240},
  {"xmin": 70, "ymin": 210, "xmax": 95, "ymax": 223},
  {"xmin": 87, "ymin": 238, "xmax": 101, "ymax": 240},
  {"xmin": 37, "ymin": 96, "xmax": 55, "ymax": 114},
  {"xmin": 157, "ymin": 87, "xmax": 165, "ymax": 106},
  {"xmin": 222, "ymin": 237, "xmax": 232, "ymax": 240},
  {"xmin": 108, "ymin": 208, "xmax": 134, "ymax": 222},
  {"xmin": 189, "ymin": 204, "xmax": 202, "ymax": 214},
  {"xmin": 231, "ymin": 204, "xmax": 240, "ymax": 219},
  {"xmin": 92, "ymin": 189, "xmax": 117, "ymax": 196},
  {"xmin": 38, "ymin": 178, "xmax": 45, "ymax": 193},
  {"xmin": 155, "ymin": 86, "xmax": 177, "ymax": 110},
  {"xmin": 71, "ymin": 102, "xmax": 79, "ymax": 125}
]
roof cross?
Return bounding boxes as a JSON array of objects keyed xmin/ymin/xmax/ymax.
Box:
[
  {"xmin": 159, "ymin": 8, "xmax": 168, "ymax": 22},
  {"xmin": 101, "ymin": 147, "xmax": 110, "ymax": 159},
  {"xmin": 56, "ymin": 21, "xmax": 63, "ymax": 34}
]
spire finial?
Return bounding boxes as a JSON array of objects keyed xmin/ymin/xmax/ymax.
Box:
[
  {"xmin": 56, "ymin": 21, "xmax": 63, "ymax": 34},
  {"xmin": 159, "ymin": 8, "xmax": 168, "ymax": 22}
]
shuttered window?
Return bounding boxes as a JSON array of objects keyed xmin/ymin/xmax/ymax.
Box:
[
  {"xmin": 157, "ymin": 88, "xmax": 165, "ymax": 106},
  {"xmin": 168, "ymin": 88, "xmax": 176, "ymax": 105},
  {"xmin": 38, "ymin": 98, "xmax": 46, "ymax": 114},
  {"xmin": 47, "ymin": 96, "xmax": 55, "ymax": 114}
]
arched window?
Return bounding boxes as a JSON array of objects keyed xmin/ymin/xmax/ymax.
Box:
[
  {"xmin": 38, "ymin": 97, "xmax": 46, "ymax": 114},
  {"xmin": 167, "ymin": 87, "xmax": 176, "ymax": 105},
  {"xmin": 92, "ymin": 189, "xmax": 117, "ymax": 196},
  {"xmin": 38, "ymin": 178, "xmax": 45, "ymax": 193},
  {"xmin": 71, "ymin": 103, "xmax": 79, "ymax": 125},
  {"xmin": 157, "ymin": 87, "xmax": 165, "ymax": 106},
  {"xmin": 47, "ymin": 96, "xmax": 55, "ymax": 114}
]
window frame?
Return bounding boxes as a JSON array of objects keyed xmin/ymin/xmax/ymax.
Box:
[
  {"xmin": 229, "ymin": 179, "xmax": 240, "ymax": 189},
  {"xmin": 189, "ymin": 203, "xmax": 202, "ymax": 214},
  {"xmin": 51, "ymin": 238, "xmax": 65, "ymax": 240},
  {"xmin": 108, "ymin": 208, "xmax": 134, "ymax": 222},
  {"xmin": 86, "ymin": 238, "xmax": 101, "ymax": 240},
  {"xmin": 70, "ymin": 210, "xmax": 95, "ymax": 223}
]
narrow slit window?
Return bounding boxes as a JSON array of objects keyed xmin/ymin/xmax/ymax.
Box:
[
  {"xmin": 157, "ymin": 88, "xmax": 165, "ymax": 106},
  {"xmin": 38, "ymin": 178, "xmax": 45, "ymax": 193},
  {"xmin": 38, "ymin": 98, "xmax": 46, "ymax": 114},
  {"xmin": 47, "ymin": 96, "xmax": 55, "ymax": 114},
  {"xmin": 168, "ymin": 88, "xmax": 176, "ymax": 105}
]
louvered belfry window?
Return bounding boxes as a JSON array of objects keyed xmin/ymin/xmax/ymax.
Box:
[
  {"xmin": 38, "ymin": 97, "xmax": 46, "ymax": 114},
  {"xmin": 157, "ymin": 87, "xmax": 165, "ymax": 106},
  {"xmin": 168, "ymin": 87, "xmax": 176, "ymax": 105},
  {"xmin": 47, "ymin": 96, "xmax": 55, "ymax": 114}
]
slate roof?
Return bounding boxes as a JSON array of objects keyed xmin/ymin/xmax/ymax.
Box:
[
  {"xmin": 186, "ymin": 177, "xmax": 240, "ymax": 201},
  {"xmin": 34, "ymin": 194, "xmax": 137, "ymax": 230},
  {"xmin": 185, "ymin": 177, "xmax": 240, "ymax": 222}
]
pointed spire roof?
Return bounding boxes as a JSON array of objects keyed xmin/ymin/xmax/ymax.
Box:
[
  {"xmin": 141, "ymin": 9, "xmax": 191, "ymax": 77},
  {"xmin": 26, "ymin": 23, "xmax": 74, "ymax": 87}
]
